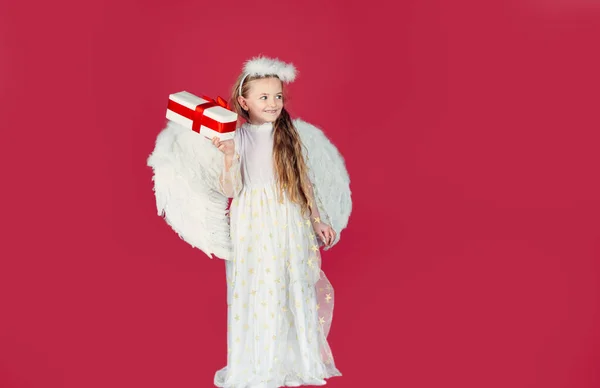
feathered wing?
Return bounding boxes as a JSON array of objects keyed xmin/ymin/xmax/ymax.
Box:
[
  {"xmin": 294, "ymin": 118, "xmax": 352, "ymax": 249},
  {"xmin": 146, "ymin": 120, "xmax": 233, "ymax": 260}
]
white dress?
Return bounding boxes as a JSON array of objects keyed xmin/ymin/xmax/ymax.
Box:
[{"xmin": 214, "ymin": 122, "xmax": 341, "ymax": 388}]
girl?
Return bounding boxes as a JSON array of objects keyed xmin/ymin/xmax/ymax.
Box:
[
  {"xmin": 147, "ymin": 55, "xmax": 351, "ymax": 388},
  {"xmin": 211, "ymin": 57, "xmax": 341, "ymax": 387}
]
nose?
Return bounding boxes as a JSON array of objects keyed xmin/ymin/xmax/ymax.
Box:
[{"xmin": 269, "ymin": 97, "xmax": 278, "ymax": 107}]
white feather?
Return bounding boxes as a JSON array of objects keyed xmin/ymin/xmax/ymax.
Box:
[
  {"xmin": 147, "ymin": 121, "xmax": 233, "ymax": 260},
  {"xmin": 243, "ymin": 55, "xmax": 297, "ymax": 82},
  {"xmin": 146, "ymin": 118, "xmax": 351, "ymax": 259},
  {"xmin": 294, "ymin": 118, "xmax": 352, "ymax": 249}
]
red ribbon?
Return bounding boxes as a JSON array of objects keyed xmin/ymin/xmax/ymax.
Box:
[{"xmin": 167, "ymin": 95, "xmax": 236, "ymax": 134}]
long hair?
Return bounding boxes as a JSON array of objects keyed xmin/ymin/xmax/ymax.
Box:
[{"xmin": 230, "ymin": 73, "xmax": 314, "ymax": 217}]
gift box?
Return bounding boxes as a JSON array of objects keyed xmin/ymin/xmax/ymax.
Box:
[{"xmin": 166, "ymin": 91, "xmax": 237, "ymax": 140}]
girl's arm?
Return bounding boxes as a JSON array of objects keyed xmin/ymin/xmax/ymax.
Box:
[
  {"xmin": 306, "ymin": 178, "xmax": 336, "ymax": 246},
  {"xmin": 213, "ymin": 137, "xmax": 242, "ymax": 198},
  {"xmin": 307, "ymin": 181, "xmax": 322, "ymax": 222}
]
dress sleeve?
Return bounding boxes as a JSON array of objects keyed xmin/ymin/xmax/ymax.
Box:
[
  {"xmin": 217, "ymin": 133, "xmax": 243, "ymax": 198},
  {"xmin": 306, "ymin": 178, "xmax": 323, "ymax": 220}
]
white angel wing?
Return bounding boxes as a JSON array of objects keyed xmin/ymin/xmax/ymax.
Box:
[
  {"xmin": 146, "ymin": 120, "xmax": 233, "ymax": 260},
  {"xmin": 294, "ymin": 118, "xmax": 352, "ymax": 249}
]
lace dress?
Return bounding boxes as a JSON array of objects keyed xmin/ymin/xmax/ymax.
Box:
[{"xmin": 214, "ymin": 121, "xmax": 341, "ymax": 388}]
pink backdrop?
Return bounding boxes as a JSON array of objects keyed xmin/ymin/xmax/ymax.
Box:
[{"xmin": 1, "ymin": 0, "xmax": 599, "ymax": 387}]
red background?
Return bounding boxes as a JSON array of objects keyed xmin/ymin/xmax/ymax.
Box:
[{"xmin": 1, "ymin": 0, "xmax": 599, "ymax": 387}]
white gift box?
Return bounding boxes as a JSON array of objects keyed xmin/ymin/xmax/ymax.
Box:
[{"xmin": 166, "ymin": 91, "xmax": 237, "ymax": 140}]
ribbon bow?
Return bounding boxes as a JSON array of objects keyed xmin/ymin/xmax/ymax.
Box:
[{"xmin": 202, "ymin": 95, "xmax": 232, "ymax": 111}]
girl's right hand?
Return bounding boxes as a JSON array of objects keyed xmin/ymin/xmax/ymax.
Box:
[{"xmin": 211, "ymin": 136, "xmax": 235, "ymax": 156}]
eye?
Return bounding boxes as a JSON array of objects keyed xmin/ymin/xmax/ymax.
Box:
[
  {"xmin": 276, "ymin": 95, "xmax": 283, "ymax": 99},
  {"xmin": 260, "ymin": 96, "xmax": 267, "ymax": 100}
]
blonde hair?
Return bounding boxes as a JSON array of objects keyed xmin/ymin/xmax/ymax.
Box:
[{"xmin": 230, "ymin": 73, "xmax": 314, "ymax": 217}]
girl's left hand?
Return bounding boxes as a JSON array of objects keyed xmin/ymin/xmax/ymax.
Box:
[{"xmin": 313, "ymin": 221, "xmax": 337, "ymax": 247}]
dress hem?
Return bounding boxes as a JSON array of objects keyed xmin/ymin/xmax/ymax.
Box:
[{"xmin": 214, "ymin": 368, "xmax": 342, "ymax": 388}]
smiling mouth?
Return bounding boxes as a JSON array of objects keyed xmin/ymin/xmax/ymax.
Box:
[{"xmin": 265, "ymin": 110, "xmax": 279, "ymax": 114}]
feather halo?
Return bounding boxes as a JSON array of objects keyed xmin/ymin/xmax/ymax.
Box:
[{"xmin": 242, "ymin": 55, "xmax": 297, "ymax": 82}]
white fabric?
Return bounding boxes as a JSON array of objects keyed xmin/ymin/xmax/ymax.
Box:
[{"xmin": 214, "ymin": 122, "xmax": 341, "ymax": 388}]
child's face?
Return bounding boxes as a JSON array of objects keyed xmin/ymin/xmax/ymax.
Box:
[{"xmin": 239, "ymin": 77, "xmax": 284, "ymax": 124}]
